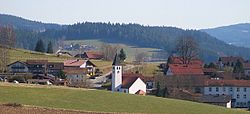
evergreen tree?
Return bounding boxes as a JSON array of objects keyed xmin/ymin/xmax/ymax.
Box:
[
  {"xmin": 118, "ymin": 48, "xmax": 126, "ymax": 62},
  {"xmin": 233, "ymin": 60, "xmax": 244, "ymax": 73},
  {"xmin": 47, "ymin": 41, "xmax": 53, "ymax": 53},
  {"xmin": 34, "ymin": 39, "xmax": 45, "ymax": 52},
  {"xmin": 208, "ymin": 62, "xmax": 216, "ymax": 69}
]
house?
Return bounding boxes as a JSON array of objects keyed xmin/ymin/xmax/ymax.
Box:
[
  {"xmin": 7, "ymin": 61, "xmax": 29, "ymax": 73},
  {"xmin": 199, "ymin": 95, "xmax": 232, "ymax": 108},
  {"xmin": 243, "ymin": 62, "xmax": 250, "ymax": 76},
  {"xmin": 166, "ymin": 64, "xmax": 204, "ymax": 76},
  {"xmin": 122, "ymin": 73, "xmax": 156, "ymax": 94},
  {"xmin": 26, "ymin": 60, "xmax": 64, "ymax": 76},
  {"xmin": 203, "ymin": 79, "xmax": 250, "ymax": 108},
  {"xmin": 75, "ymin": 51, "xmax": 104, "ymax": 60},
  {"xmin": 64, "ymin": 59, "xmax": 96, "ymax": 76},
  {"xmin": 111, "ymin": 54, "xmax": 146, "ymax": 95},
  {"xmin": 218, "ymin": 56, "xmax": 244, "ymax": 68},
  {"xmin": 65, "ymin": 69, "xmax": 88, "ymax": 87},
  {"xmin": 56, "ymin": 50, "xmax": 72, "ymax": 57}
]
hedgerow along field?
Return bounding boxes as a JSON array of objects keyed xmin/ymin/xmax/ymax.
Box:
[{"xmin": 0, "ymin": 83, "xmax": 249, "ymax": 114}]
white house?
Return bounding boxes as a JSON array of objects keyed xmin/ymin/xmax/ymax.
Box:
[
  {"xmin": 204, "ymin": 79, "xmax": 250, "ymax": 108},
  {"xmin": 111, "ymin": 54, "xmax": 146, "ymax": 95}
]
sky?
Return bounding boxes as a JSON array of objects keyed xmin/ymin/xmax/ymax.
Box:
[{"xmin": 0, "ymin": 0, "xmax": 250, "ymax": 29}]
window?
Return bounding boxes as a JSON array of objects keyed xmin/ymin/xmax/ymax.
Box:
[
  {"xmin": 113, "ymin": 67, "xmax": 115, "ymax": 70},
  {"xmin": 237, "ymin": 88, "xmax": 240, "ymax": 92},
  {"xmin": 209, "ymin": 87, "xmax": 212, "ymax": 92},
  {"xmin": 124, "ymin": 90, "xmax": 126, "ymax": 93},
  {"xmin": 244, "ymin": 88, "xmax": 247, "ymax": 92},
  {"xmin": 223, "ymin": 87, "xmax": 226, "ymax": 92},
  {"xmin": 237, "ymin": 94, "xmax": 240, "ymax": 99},
  {"xmin": 230, "ymin": 87, "xmax": 233, "ymax": 92},
  {"xmin": 244, "ymin": 94, "xmax": 246, "ymax": 99},
  {"xmin": 216, "ymin": 87, "xmax": 219, "ymax": 92}
]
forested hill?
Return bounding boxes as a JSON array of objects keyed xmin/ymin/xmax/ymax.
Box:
[
  {"xmin": 201, "ymin": 23, "xmax": 250, "ymax": 48},
  {"xmin": 1, "ymin": 14, "xmax": 250, "ymax": 62},
  {"xmin": 41, "ymin": 22, "xmax": 250, "ymax": 62},
  {"xmin": 0, "ymin": 14, "xmax": 63, "ymax": 31}
]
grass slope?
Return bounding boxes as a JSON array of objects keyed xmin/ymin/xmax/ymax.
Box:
[
  {"xmin": 8, "ymin": 48, "xmax": 71, "ymax": 63},
  {"xmin": 0, "ymin": 83, "xmax": 248, "ymax": 114}
]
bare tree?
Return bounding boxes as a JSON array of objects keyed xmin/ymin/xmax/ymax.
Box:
[
  {"xmin": 100, "ymin": 43, "xmax": 119, "ymax": 61},
  {"xmin": 176, "ymin": 36, "xmax": 199, "ymax": 64},
  {"xmin": 0, "ymin": 26, "xmax": 16, "ymax": 73},
  {"xmin": 135, "ymin": 51, "xmax": 146, "ymax": 64}
]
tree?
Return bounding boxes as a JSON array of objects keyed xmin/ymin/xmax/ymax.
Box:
[
  {"xmin": 176, "ymin": 36, "xmax": 199, "ymax": 64},
  {"xmin": 0, "ymin": 26, "xmax": 16, "ymax": 73},
  {"xmin": 118, "ymin": 48, "xmax": 126, "ymax": 62},
  {"xmin": 100, "ymin": 43, "xmax": 119, "ymax": 61},
  {"xmin": 135, "ymin": 52, "xmax": 146, "ymax": 64},
  {"xmin": 208, "ymin": 62, "xmax": 216, "ymax": 69},
  {"xmin": 233, "ymin": 60, "xmax": 244, "ymax": 73},
  {"xmin": 34, "ymin": 39, "xmax": 45, "ymax": 52},
  {"xmin": 47, "ymin": 41, "xmax": 53, "ymax": 53}
]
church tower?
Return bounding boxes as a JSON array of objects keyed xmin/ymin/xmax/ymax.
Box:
[{"xmin": 111, "ymin": 53, "xmax": 122, "ymax": 92}]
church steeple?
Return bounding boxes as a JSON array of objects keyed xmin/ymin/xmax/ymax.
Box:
[
  {"xmin": 111, "ymin": 53, "xmax": 122, "ymax": 92},
  {"xmin": 112, "ymin": 53, "xmax": 121, "ymax": 66}
]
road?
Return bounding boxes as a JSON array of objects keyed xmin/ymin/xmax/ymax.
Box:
[{"xmin": 89, "ymin": 64, "xmax": 135, "ymax": 88}]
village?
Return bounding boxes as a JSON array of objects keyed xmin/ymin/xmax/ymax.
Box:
[{"xmin": 1, "ymin": 45, "xmax": 250, "ymax": 110}]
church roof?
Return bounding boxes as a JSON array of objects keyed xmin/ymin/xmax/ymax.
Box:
[{"xmin": 112, "ymin": 53, "xmax": 121, "ymax": 65}]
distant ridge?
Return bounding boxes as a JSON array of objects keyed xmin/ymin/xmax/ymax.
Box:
[
  {"xmin": 201, "ymin": 23, "xmax": 250, "ymax": 48},
  {"xmin": 1, "ymin": 14, "xmax": 250, "ymax": 62}
]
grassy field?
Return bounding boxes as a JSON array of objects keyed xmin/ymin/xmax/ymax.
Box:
[
  {"xmin": 8, "ymin": 48, "xmax": 71, "ymax": 63},
  {"xmin": 64, "ymin": 39, "xmax": 161, "ymax": 62},
  {"xmin": 0, "ymin": 83, "xmax": 248, "ymax": 114},
  {"xmin": 127, "ymin": 62, "xmax": 162, "ymax": 76}
]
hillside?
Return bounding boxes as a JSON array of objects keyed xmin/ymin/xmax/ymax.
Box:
[
  {"xmin": 0, "ymin": 83, "xmax": 249, "ymax": 114},
  {"xmin": 2, "ymin": 14, "xmax": 250, "ymax": 62},
  {"xmin": 201, "ymin": 23, "xmax": 250, "ymax": 48},
  {"xmin": 0, "ymin": 14, "xmax": 63, "ymax": 31}
]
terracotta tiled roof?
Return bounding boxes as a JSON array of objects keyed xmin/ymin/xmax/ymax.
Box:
[
  {"xmin": 135, "ymin": 90, "xmax": 146, "ymax": 95},
  {"xmin": 168, "ymin": 64, "xmax": 204, "ymax": 75},
  {"xmin": 122, "ymin": 76, "xmax": 139, "ymax": 88},
  {"xmin": 64, "ymin": 59, "xmax": 85, "ymax": 67},
  {"xmin": 75, "ymin": 51, "xmax": 104, "ymax": 59},
  {"xmin": 85, "ymin": 51, "xmax": 103, "ymax": 59},
  {"xmin": 169, "ymin": 56, "xmax": 203, "ymax": 65},
  {"xmin": 204, "ymin": 79, "xmax": 250, "ymax": 87}
]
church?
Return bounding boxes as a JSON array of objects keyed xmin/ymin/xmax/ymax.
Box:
[{"xmin": 111, "ymin": 54, "xmax": 146, "ymax": 95}]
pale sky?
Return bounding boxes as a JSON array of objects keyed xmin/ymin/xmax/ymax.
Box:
[{"xmin": 0, "ymin": 0, "xmax": 250, "ymax": 29}]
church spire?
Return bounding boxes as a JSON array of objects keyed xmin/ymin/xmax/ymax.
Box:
[{"xmin": 112, "ymin": 53, "xmax": 121, "ymax": 66}]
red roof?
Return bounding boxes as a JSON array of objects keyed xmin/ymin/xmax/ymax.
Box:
[
  {"xmin": 64, "ymin": 59, "xmax": 85, "ymax": 67},
  {"xmin": 169, "ymin": 56, "xmax": 203, "ymax": 65},
  {"xmin": 122, "ymin": 76, "xmax": 139, "ymax": 88},
  {"xmin": 85, "ymin": 51, "xmax": 104, "ymax": 59},
  {"xmin": 121, "ymin": 73, "xmax": 150, "ymax": 88},
  {"xmin": 168, "ymin": 64, "xmax": 204, "ymax": 75},
  {"xmin": 135, "ymin": 90, "xmax": 146, "ymax": 95},
  {"xmin": 204, "ymin": 79, "xmax": 250, "ymax": 87}
]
